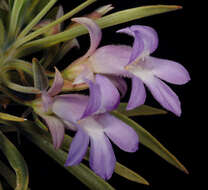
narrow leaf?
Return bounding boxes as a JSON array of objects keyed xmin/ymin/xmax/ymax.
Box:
[
  {"xmin": 112, "ymin": 111, "xmax": 189, "ymax": 174},
  {"xmin": 32, "ymin": 58, "xmax": 48, "ymax": 90},
  {"xmin": 8, "ymin": 0, "xmax": 14, "ymax": 10},
  {"xmin": 0, "ymin": 19, "xmax": 5, "ymax": 48},
  {"xmin": 18, "ymin": 5, "xmax": 182, "ymax": 51},
  {"xmin": 116, "ymin": 103, "xmax": 167, "ymax": 116},
  {"xmin": 0, "ymin": 112, "xmax": 26, "ymax": 122},
  {"xmin": 20, "ymin": 122, "xmax": 115, "ymax": 190},
  {"xmin": 0, "ymin": 131, "xmax": 29, "ymax": 190},
  {"xmin": 3, "ymin": 78, "xmax": 40, "ymax": 94},
  {"xmin": 0, "ymin": 159, "xmax": 16, "ymax": 188},
  {"xmin": 0, "ymin": 180, "xmax": 3, "ymax": 190},
  {"xmin": 3, "ymin": 59, "xmax": 33, "ymax": 76},
  {"xmin": 115, "ymin": 163, "xmax": 149, "ymax": 185},
  {"xmin": 9, "ymin": 0, "xmax": 24, "ymax": 36}
]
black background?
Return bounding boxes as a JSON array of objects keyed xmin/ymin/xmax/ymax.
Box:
[{"xmin": 2, "ymin": 0, "xmax": 196, "ymax": 189}]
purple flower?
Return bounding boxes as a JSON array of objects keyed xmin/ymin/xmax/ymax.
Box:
[
  {"xmin": 34, "ymin": 68, "xmax": 139, "ymax": 180},
  {"xmin": 68, "ymin": 17, "xmax": 190, "ymax": 116},
  {"xmin": 52, "ymin": 74, "xmax": 139, "ymax": 180}
]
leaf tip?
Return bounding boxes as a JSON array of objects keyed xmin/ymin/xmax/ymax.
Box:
[
  {"xmin": 182, "ymin": 166, "xmax": 189, "ymax": 175},
  {"xmin": 176, "ymin": 5, "xmax": 183, "ymax": 10}
]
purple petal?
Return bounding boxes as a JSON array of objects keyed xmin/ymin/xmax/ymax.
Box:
[
  {"xmin": 117, "ymin": 25, "xmax": 158, "ymax": 54},
  {"xmin": 43, "ymin": 116, "xmax": 65, "ymax": 149},
  {"xmin": 89, "ymin": 132, "xmax": 116, "ymax": 180},
  {"xmin": 48, "ymin": 67, "xmax": 64, "ymax": 96},
  {"xmin": 82, "ymin": 75, "xmax": 120, "ymax": 118},
  {"xmin": 97, "ymin": 113, "xmax": 139, "ymax": 152},
  {"xmin": 41, "ymin": 91, "xmax": 53, "ymax": 112},
  {"xmin": 147, "ymin": 56, "xmax": 191, "ymax": 85},
  {"xmin": 72, "ymin": 17, "xmax": 101, "ymax": 58},
  {"xmin": 96, "ymin": 74, "xmax": 120, "ymax": 112},
  {"xmin": 81, "ymin": 78, "xmax": 102, "ymax": 118},
  {"xmin": 107, "ymin": 75, "xmax": 127, "ymax": 98},
  {"xmin": 144, "ymin": 76, "xmax": 181, "ymax": 116},
  {"xmin": 90, "ymin": 45, "xmax": 132, "ymax": 76},
  {"xmin": 78, "ymin": 117, "xmax": 115, "ymax": 179},
  {"xmin": 65, "ymin": 128, "xmax": 89, "ymax": 166},
  {"xmin": 127, "ymin": 76, "xmax": 146, "ymax": 110},
  {"xmin": 128, "ymin": 30, "xmax": 145, "ymax": 64},
  {"xmin": 52, "ymin": 94, "xmax": 89, "ymax": 122}
]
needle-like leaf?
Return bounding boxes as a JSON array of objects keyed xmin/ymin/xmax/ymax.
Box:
[
  {"xmin": 112, "ymin": 111, "xmax": 189, "ymax": 174},
  {"xmin": 0, "ymin": 131, "xmax": 29, "ymax": 190},
  {"xmin": 0, "ymin": 112, "xmax": 26, "ymax": 122},
  {"xmin": 116, "ymin": 103, "xmax": 167, "ymax": 116}
]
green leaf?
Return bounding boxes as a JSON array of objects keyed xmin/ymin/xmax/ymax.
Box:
[
  {"xmin": 115, "ymin": 163, "xmax": 149, "ymax": 185},
  {"xmin": 116, "ymin": 103, "xmax": 167, "ymax": 117},
  {"xmin": 0, "ymin": 159, "xmax": 16, "ymax": 189},
  {"xmin": 2, "ymin": 77, "xmax": 40, "ymax": 94},
  {"xmin": 8, "ymin": 0, "xmax": 14, "ymax": 10},
  {"xmin": 20, "ymin": 122, "xmax": 115, "ymax": 190},
  {"xmin": 8, "ymin": 0, "xmax": 24, "ymax": 37},
  {"xmin": 32, "ymin": 58, "xmax": 48, "ymax": 91},
  {"xmin": 112, "ymin": 111, "xmax": 189, "ymax": 174},
  {"xmin": 0, "ymin": 131, "xmax": 29, "ymax": 190},
  {"xmin": 0, "ymin": 112, "xmax": 26, "ymax": 122},
  {"xmin": 4, "ymin": 59, "xmax": 33, "ymax": 76},
  {"xmin": 0, "ymin": 180, "xmax": 3, "ymax": 190},
  {"xmin": 18, "ymin": 5, "xmax": 181, "ymax": 52},
  {"xmin": 0, "ymin": 18, "xmax": 5, "ymax": 51}
]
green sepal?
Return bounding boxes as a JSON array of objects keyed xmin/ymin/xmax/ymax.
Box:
[{"xmin": 32, "ymin": 58, "xmax": 48, "ymax": 91}]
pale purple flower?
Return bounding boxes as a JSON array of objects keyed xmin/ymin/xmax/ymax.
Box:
[
  {"xmin": 52, "ymin": 74, "xmax": 139, "ymax": 180},
  {"xmin": 35, "ymin": 68, "xmax": 139, "ymax": 180},
  {"xmin": 70, "ymin": 17, "xmax": 190, "ymax": 116}
]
